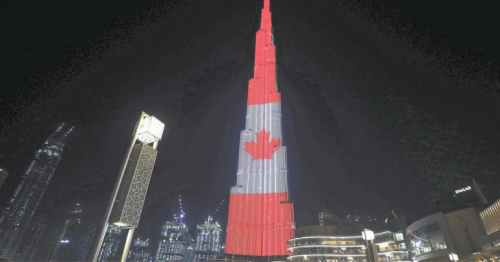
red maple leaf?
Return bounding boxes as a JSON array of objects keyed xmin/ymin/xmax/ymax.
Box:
[{"xmin": 244, "ymin": 128, "xmax": 281, "ymax": 160}]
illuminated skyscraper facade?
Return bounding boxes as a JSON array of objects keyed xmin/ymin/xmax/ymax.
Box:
[
  {"xmin": 0, "ymin": 123, "xmax": 74, "ymax": 260},
  {"xmin": 155, "ymin": 214, "xmax": 190, "ymax": 262},
  {"xmin": 97, "ymin": 225, "xmax": 122, "ymax": 262},
  {"xmin": 225, "ymin": 0, "xmax": 295, "ymax": 258},
  {"xmin": 194, "ymin": 216, "xmax": 222, "ymax": 261},
  {"xmin": 128, "ymin": 237, "xmax": 151, "ymax": 262}
]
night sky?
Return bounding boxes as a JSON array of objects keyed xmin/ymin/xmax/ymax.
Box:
[{"xmin": 1, "ymin": 0, "xmax": 500, "ymax": 240}]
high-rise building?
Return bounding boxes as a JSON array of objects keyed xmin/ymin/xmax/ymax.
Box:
[
  {"xmin": 0, "ymin": 168, "xmax": 8, "ymax": 188},
  {"xmin": 98, "ymin": 225, "xmax": 123, "ymax": 262},
  {"xmin": 50, "ymin": 203, "xmax": 98, "ymax": 261},
  {"xmin": 194, "ymin": 216, "xmax": 222, "ymax": 261},
  {"xmin": 0, "ymin": 123, "xmax": 74, "ymax": 260},
  {"xmin": 128, "ymin": 237, "xmax": 151, "ymax": 262},
  {"xmin": 16, "ymin": 216, "xmax": 54, "ymax": 261},
  {"xmin": 225, "ymin": 0, "xmax": 295, "ymax": 258},
  {"xmin": 155, "ymin": 214, "xmax": 190, "ymax": 262}
]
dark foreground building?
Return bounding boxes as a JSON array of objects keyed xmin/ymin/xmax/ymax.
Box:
[
  {"xmin": 225, "ymin": 0, "xmax": 295, "ymax": 259},
  {"xmin": 50, "ymin": 203, "xmax": 97, "ymax": 261},
  {"xmin": 0, "ymin": 123, "xmax": 73, "ymax": 260}
]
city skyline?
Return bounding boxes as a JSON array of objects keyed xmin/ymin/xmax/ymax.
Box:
[
  {"xmin": 1, "ymin": 1, "xmax": 500, "ymax": 260},
  {"xmin": 0, "ymin": 123, "xmax": 73, "ymax": 260}
]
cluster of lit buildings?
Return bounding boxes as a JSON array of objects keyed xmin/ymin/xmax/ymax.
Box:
[
  {"xmin": 0, "ymin": 122, "xmax": 224, "ymax": 262},
  {"xmin": 287, "ymin": 182, "xmax": 500, "ymax": 262}
]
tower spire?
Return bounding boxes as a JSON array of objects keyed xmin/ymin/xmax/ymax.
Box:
[{"xmin": 263, "ymin": 0, "xmax": 270, "ymax": 13}]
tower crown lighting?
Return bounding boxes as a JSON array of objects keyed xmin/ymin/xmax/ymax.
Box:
[{"xmin": 137, "ymin": 115, "xmax": 165, "ymax": 144}]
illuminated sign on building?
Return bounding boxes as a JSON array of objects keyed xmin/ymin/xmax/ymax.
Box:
[{"xmin": 455, "ymin": 186, "xmax": 472, "ymax": 194}]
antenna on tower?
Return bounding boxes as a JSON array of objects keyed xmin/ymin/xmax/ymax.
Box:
[
  {"xmin": 212, "ymin": 199, "xmax": 225, "ymax": 217},
  {"xmin": 52, "ymin": 123, "xmax": 65, "ymax": 137},
  {"xmin": 64, "ymin": 126, "xmax": 75, "ymax": 137},
  {"xmin": 178, "ymin": 195, "xmax": 185, "ymax": 223}
]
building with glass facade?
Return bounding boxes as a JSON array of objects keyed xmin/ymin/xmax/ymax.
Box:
[
  {"xmin": 128, "ymin": 237, "xmax": 151, "ymax": 262},
  {"xmin": 194, "ymin": 215, "xmax": 222, "ymax": 261},
  {"xmin": 406, "ymin": 207, "xmax": 486, "ymax": 261},
  {"xmin": 98, "ymin": 225, "xmax": 123, "ymax": 262},
  {"xmin": 0, "ymin": 123, "xmax": 73, "ymax": 260},
  {"xmin": 155, "ymin": 214, "xmax": 190, "ymax": 262},
  {"xmin": 287, "ymin": 230, "xmax": 410, "ymax": 262},
  {"xmin": 50, "ymin": 203, "xmax": 97, "ymax": 261}
]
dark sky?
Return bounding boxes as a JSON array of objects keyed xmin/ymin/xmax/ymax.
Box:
[{"xmin": 1, "ymin": 0, "xmax": 500, "ymax": 239}]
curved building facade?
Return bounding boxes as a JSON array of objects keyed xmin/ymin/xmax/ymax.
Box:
[
  {"xmin": 406, "ymin": 208, "xmax": 486, "ymax": 261},
  {"xmin": 287, "ymin": 231, "xmax": 410, "ymax": 262}
]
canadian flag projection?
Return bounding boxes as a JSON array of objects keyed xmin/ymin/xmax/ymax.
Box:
[{"xmin": 225, "ymin": 0, "xmax": 295, "ymax": 257}]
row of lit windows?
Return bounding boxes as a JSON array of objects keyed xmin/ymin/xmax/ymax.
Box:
[
  {"xmin": 292, "ymin": 240, "xmax": 364, "ymax": 246},
  {"xmin": 289, "ymin": 256, "xmax": 368, "ymax": 262},
  {"xmin": 290, "ymin": 247, "xmax": 367, "ymax": 255},
  {"xmin": 377, "ymin": 243, "xmax": 407, "ymax": 252},
  {"xmin": 480, "ymin": 199, "xmax": 500, "ymax": 235}
]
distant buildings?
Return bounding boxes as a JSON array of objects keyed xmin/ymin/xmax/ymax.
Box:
[
  {"xmin": 318, "ymin": 210, "xmax": 379, "ymax": 235},
  {"xmin": 98, "ymin": 225, "xmax": 123, "ymax": 262},
  {"xmin": 16, "ymin": 216, "xmax": 54, "ymax": 261},
  {"xmin": 194, "ymin": 216, "xmax": 222, "ymax": 261},
  {"xmin": 0, "ymin": 123, "xmax": 73, "ymax": 260},
  {"xmin": 50, "ymin": 203, "xmax": 97, "ymax": 261},
  {"xmin": 155, "ymin": 214, "xmax": 191, "ymax": 262},
  {"xmin": 0, "ymin": 168, "xmax": 8, "ymax": 188},
  {"xmin": 128, "ymin": 237, "xmax": 151, "ymax": 262}
]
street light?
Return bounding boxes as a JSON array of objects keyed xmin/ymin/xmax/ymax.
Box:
[
  {"xmin": 449, "ymin": 253, "xmax": 459, "ymax": 262},
  {"xmin": 91, "ymin": 112, "xmax": 164, "ymax": 262},
  {"xmin": 362, "ymin": 229, "xmax": 375, "ymax": 241}
]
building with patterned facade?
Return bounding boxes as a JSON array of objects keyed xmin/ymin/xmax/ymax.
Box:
[
  {"xmin": 155, "ymin": 214, "xmax": 190, "ymax": 262},
  {"xmin": 225, "ymin": 0, "xmax": 295, "ymax": 259},
  {"xmin": 194, "ymin": 215, "xmax": 222, "ymax": 261},
  {"xmin": 0, "ymin": 123, "xmax": 74, "ymax": 261}
]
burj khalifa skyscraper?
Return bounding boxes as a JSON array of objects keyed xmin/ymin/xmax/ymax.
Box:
[{"xmin": 225, "ymin": 0, "xmax": 295, "ymax": 258}]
